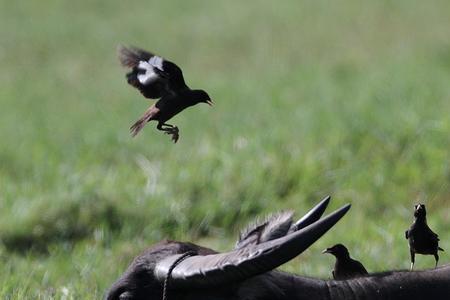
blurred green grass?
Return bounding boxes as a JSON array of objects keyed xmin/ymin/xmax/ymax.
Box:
[{"xmin": 1, "ymin": 0, "xmax": 450, "ymax": 298}]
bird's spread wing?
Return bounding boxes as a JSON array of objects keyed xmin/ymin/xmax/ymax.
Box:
[{"xmin": 118, "ymin": 45, "xmax": 187, "ymax": 99}]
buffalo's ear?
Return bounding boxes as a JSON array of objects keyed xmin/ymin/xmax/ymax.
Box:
[
  {"xmin": 235, "ymin": 211, "xmax": 293, "ymax": 249},
  {"xmin": 235, "ymin": 195, "xmax": 332, "ymax": 249}
]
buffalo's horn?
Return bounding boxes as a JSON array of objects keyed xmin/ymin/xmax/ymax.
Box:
[
  {"xmin": 154, "ymin": 203, "xmax": 350, "ymax": 288},
  {"xmin": 290, "ymin": 195, "xmax": 331, "ymax": 232}
]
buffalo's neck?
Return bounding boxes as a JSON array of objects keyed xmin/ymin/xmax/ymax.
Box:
[
  {"xmin": 251, "ymin": 271, "xmax": 329, "ymax": 300},
  {"xmin": 262, "ymin": 266, "xmax": 450, "ymax": 300}
]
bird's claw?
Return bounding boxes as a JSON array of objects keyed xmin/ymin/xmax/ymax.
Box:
[
  {"xmin": 171, "ymin": 133, "xmax": 179, "ymax": 143},
  {"xmin": 164, "ymin": 126, "xmax": 179, "ymax": 143}
]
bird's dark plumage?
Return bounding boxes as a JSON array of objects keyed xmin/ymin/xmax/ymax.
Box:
[
  {"xmin": 322, "ymin": 244, "xmax": 368, "ymax": 280},
  {"xmin": 118, "ymin": 45, "xmax": 213, "ymax": 142},
  {"xmin": 405, "ymin": 204, "xmax": 444, "ymax": 270}
]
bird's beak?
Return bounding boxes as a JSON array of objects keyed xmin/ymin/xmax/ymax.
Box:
[
  {"xmin": 206, "ymin": 100, "xmax": 214, "ymax": 106},
  {"xmin": 322, "ymin": 248, "xmax": 331, "ymax": 254}
]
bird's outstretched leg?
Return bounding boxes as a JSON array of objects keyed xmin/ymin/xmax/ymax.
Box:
[
  {"xmin": 434, "ymin": 253, "xmax": 439, "ymax": 268},
  {"xmin": 410, "ymin": 250, "xmax": 415, "ymax": 271},
  {"xmin": 157, "ymin": 123, "xmax": 179, "ymax": 143}
]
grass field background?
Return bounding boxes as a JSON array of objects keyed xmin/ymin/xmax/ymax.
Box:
[{"xmin": 1, "ymin": 0, "xmax": 450, "ymax": 298}]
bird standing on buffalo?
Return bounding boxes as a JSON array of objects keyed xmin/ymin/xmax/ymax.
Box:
[
  {"xmin": 118, "ymin": 46, "xmax": 213, "ymax": 143},
  {"xmin": 405, "ymin": 203, "xmax": 444, "ymax": 270},
  {"xmin": 322, "ymin": 243, "xmax": 368, "ymax": 280}
]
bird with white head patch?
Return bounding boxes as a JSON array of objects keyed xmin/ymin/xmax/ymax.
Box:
[{"xmin": 405, "ymin": 203, "xmax": 444, "ymax": 270}]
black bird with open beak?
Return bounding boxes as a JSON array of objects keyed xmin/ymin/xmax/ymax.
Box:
[
  {"xmin": 322, "ymin": 243, "xmax": 368, "ymax": 280},
  {"xmin": 118, "ymin": 46, "xmax": 213, "ymax": 143},
  {"xmin": 405, "ymin": 203, "xmax": 444, "ymax": 271}
]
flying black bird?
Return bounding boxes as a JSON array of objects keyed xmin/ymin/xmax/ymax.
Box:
[
  {"xmin": 118, "ymin": 46, "xmax": 213, "ymax": 143},
  {"xmin": 322, "ymin": 243, "xmax": 368, "ymax": 280},
  {"xmin": 405, "ymin": 203, "xmax": 444, "ymax": 271}
]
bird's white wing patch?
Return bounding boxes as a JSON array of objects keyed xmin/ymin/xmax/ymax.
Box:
[
  {"xmin": 148, "ymin": 56, "xmax": 164, "ymax": 71},
  {"xmin": 137, "ymin": 60, "xmax": 159, "ymax": 85}
]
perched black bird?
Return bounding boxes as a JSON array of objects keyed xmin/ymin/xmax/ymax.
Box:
[
  {"xmin": 118, "ymin": 46, "xmax": 213, "ymax": 143},
  {"xmin": 405, "ymin": 203, "xmax": 444, "ymax": 270},
  {"xmin": 322, "ymin": 244, "xmax": 368, "ymax": 280}
]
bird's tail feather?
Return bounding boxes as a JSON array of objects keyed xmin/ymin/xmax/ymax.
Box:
[
  {"xmin": 130, "ymin": 105, "xmax": 159, "ymax": 137},
  {"xmin": 130, "ymin": 116, "xmax": 150, "ymax": 137},
  {"xmin": 439, "ymin": 247, "xmax": 444, "ymax": 252},
  {"xmin": 118, "ymin": 45, "xmax": 153, "ymax": 68}
]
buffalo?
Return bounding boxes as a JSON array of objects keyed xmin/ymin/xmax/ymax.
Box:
[{"xmin": 106, "ymin": 197, "xmax": 450, "ymax": 300}]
